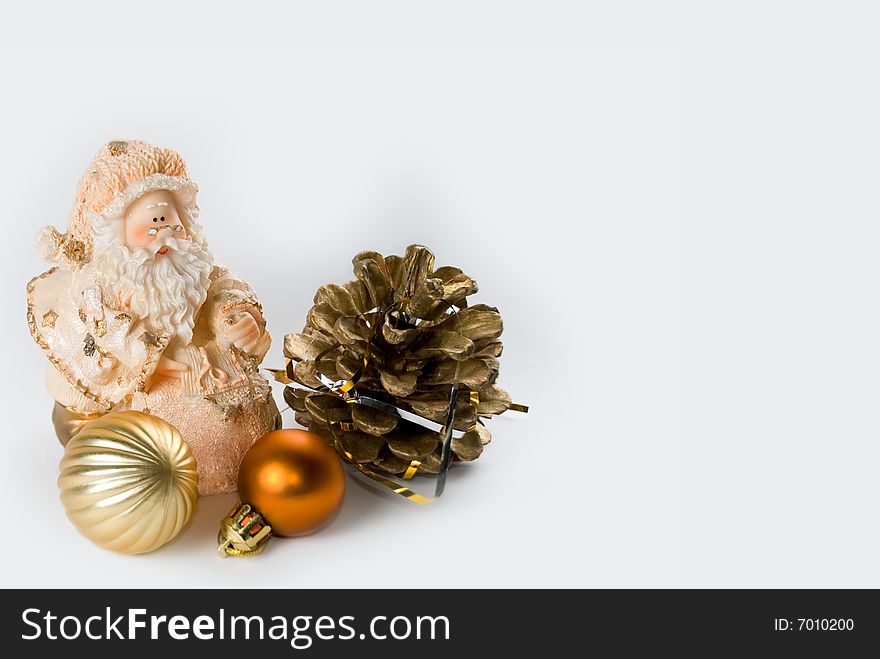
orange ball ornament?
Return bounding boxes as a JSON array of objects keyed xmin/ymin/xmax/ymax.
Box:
[
  {"xmin": 239, "ymin": 429, "xmax": 346, "ymax": 536},
  {"xmin": 218, "ymin": 429, "xmax": 345, "ymax": 556}
]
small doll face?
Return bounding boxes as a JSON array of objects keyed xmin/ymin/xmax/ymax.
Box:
[{"xmin": 124, "ymin": 190, "xmax": 189, "ymax": 253}]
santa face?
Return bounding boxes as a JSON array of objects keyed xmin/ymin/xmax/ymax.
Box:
[
  {"xmin": 124, "ymin": 190, "xmax": 190, "ymax": 251},
  {"xmin": 90, "ymin": 190, "xmax": 214, "ymax": 344}
]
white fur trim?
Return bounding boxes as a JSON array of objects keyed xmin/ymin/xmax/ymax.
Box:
[
  {"xmin": 86, "ymin": 173, "xmax": 199, "ymax": 226},
  {"xmin": 36, "ymin": 226, "xmax": 62, "ymax": 262}
]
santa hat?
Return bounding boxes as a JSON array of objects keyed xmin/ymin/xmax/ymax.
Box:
[{"xmin": 36, "ymin": 140, "xmax": 199, "ymax": 268}]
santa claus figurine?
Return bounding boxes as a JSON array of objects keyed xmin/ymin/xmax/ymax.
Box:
[{"xmin": 27, "ymin": 140, "xmax": 280, "ymax": 495}]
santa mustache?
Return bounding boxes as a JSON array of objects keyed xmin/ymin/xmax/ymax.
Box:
[{"xmin": 126, "ymin": 234, "xmax": 205, "ymax": 263}]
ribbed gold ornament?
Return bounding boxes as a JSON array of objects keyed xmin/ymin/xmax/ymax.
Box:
[{"xmin": 58, "ymin": 410, "xmax": 199, "ymax": 554}]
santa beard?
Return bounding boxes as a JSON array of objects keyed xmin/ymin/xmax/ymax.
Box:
[{"xmin": 90, "ymin": 225, "xmax": 214, "ymax": 344}]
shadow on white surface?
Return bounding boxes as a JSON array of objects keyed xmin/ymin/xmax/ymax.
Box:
[
  {"xmin": 164, "ymin": 460, "xmax": 481, "ymax": 555},
  {"xmin": 169, "ymin": 491, "xmax": 239, "ymax": 555}
]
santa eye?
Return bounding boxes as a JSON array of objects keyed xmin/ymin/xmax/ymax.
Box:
[
  {"xmin": 160, "ymin": 216, "xmax": 165, "ymax": 221},
  {"xmin": 152, "ymin": 217, "xmax": 158, "ymax": 222}
]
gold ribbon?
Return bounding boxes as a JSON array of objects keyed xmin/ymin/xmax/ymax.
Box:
[
  {"xmin": 402, "ymin": 460, "xmax": 422, "ymax": 480},
  {"xmin": 341, "ymin": 451, "xmax": 433, "ymax": 504},
  {"xmin": 276, "ymin": 375, "xmax": 527, "ymax": 502},
  {"xmin": 269, "ymin": 299, "xmax": 528, "ymax": 503},
  {"xmin": 320, "ymin": 382, "xmax": 461, "ymax": 503}
]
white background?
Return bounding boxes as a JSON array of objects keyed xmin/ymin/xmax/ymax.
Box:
[{"xmin": 1, "ymin": 1, "xmax": 878, "ymax": 588}]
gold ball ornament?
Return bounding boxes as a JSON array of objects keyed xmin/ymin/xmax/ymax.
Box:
[
  {"xmin": 58, "ymin": 410, "xmax": 199, "ymax": 555},
  {"xmin": 218, "ymin": 429, "xmax": 345, "ymax": 557}
]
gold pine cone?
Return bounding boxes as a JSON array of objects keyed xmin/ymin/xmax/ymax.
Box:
[{"xmin": 283, "ymin": 245, "xmax": 515, "ymax": 476}]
